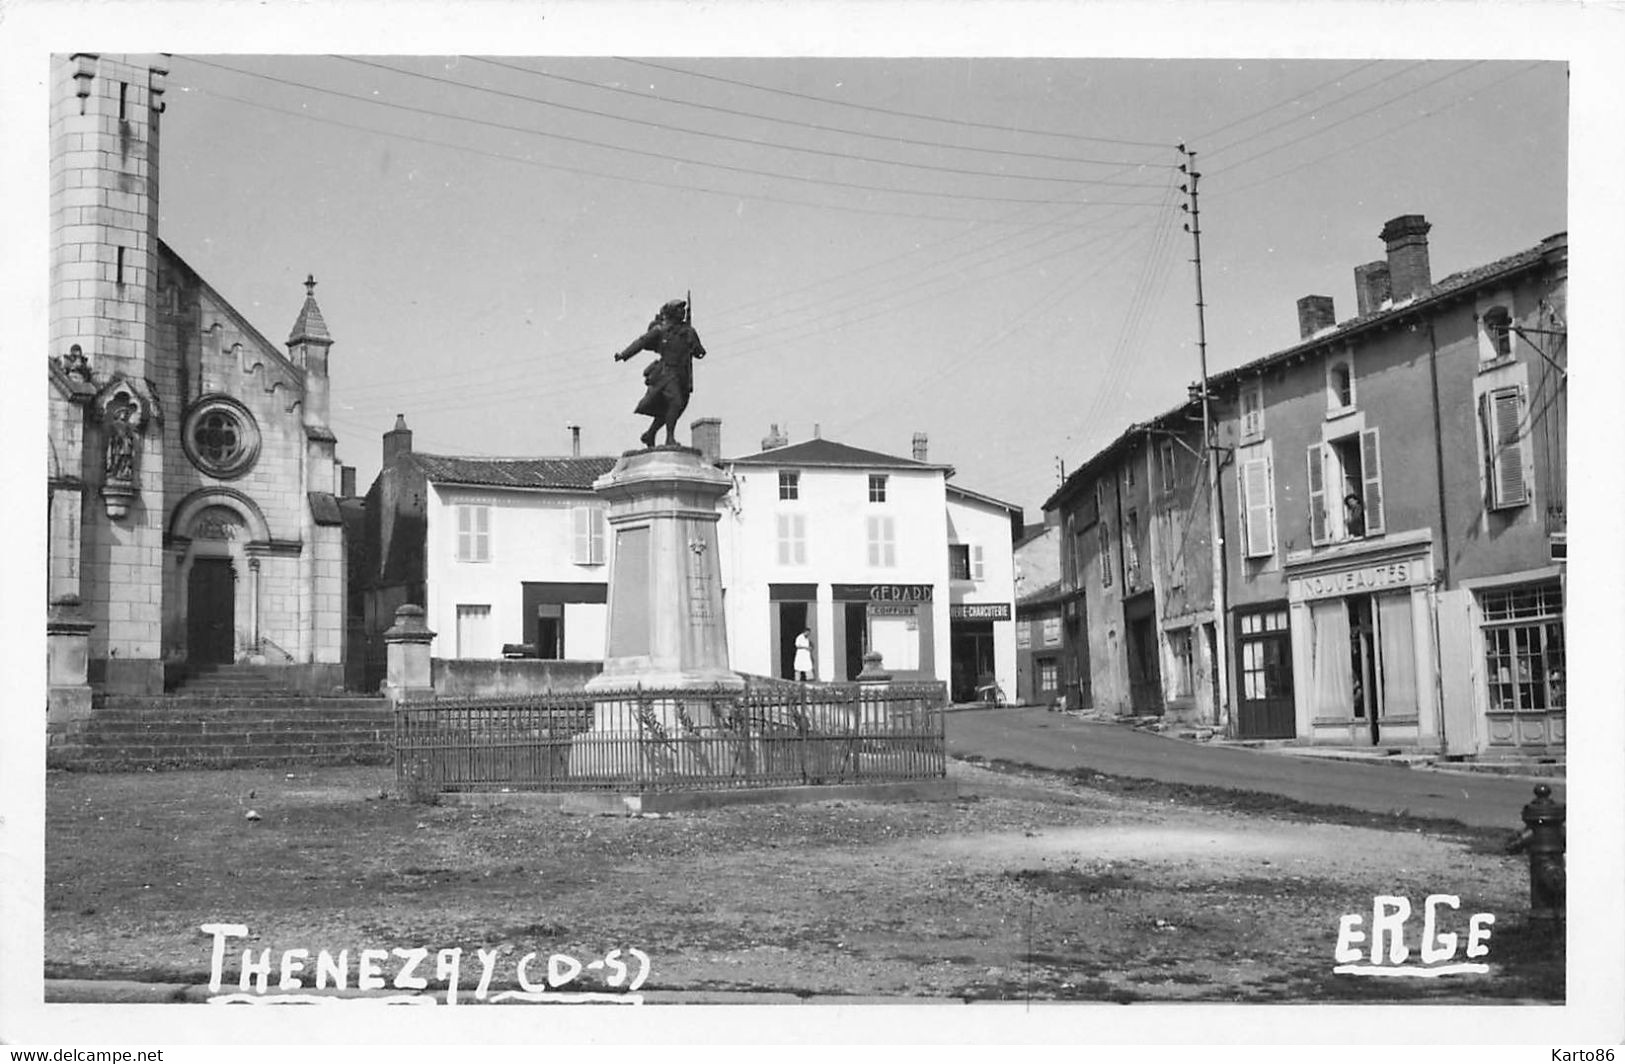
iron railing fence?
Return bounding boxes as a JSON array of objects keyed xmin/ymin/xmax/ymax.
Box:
[{"xmin": 394, "ymin": 680, "xmax": 948, "ymax": 793}]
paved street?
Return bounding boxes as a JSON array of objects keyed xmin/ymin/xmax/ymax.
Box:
[{"xmin": 947, "ymin": 707, "xmax": 1562, "ymax": 830}]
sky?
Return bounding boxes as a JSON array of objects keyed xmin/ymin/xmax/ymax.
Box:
[{"xmin": 146, "ymin": 52, "xmax": 1568, "ymax": 519}]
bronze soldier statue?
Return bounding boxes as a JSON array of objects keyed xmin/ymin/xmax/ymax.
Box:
[{"xmin": 614, "ymin": 297, "xmax": 706, "ymax": 448}]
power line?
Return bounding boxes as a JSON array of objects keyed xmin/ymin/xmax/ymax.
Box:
[
  {"xmin": 335, "ymin": 56, "xmax": 1167, "ymax": 189},
  {"xmin": 623, "ymin": 58, "xmax": 1173, "ymax": 150},
  {"xmin": 472, "ymin": 56, "xmax": 1174, "ymax": 171},
  {"xmin": 177, "ymin": 57, "xmax": 1164, "ymax": 206},
  {"xmin": 1207, "ymin": 61, "xmax": 1487, "ymax": 177},
  {"xmin": 1197, "ymin": 59, "xmax": 1387, "ymax": 143},
  {"xmin": 170, "ymin": 80, "xmax": 1145, "ymax": 228},
  {"xmin": 1207, "ymin": 62, "xmax": 1547, "ymax": 199}
]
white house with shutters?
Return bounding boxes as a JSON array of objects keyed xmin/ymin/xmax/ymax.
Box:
[
  {"xmin": 709, "ymin": 424, "xmax": 1020, "ymax": 702},
  {"xmin": 357, "ymin": 417, "xmax": 616, "ymax": 669}
]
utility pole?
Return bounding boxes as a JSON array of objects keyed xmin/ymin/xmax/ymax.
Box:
[{"xmin": 1179, "ymin": 144, "xmax": 1231, "ymax": 735}]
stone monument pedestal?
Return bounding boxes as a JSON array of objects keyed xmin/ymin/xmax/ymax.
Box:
[{"xmin": 572, "ymin": 446, "xmax": 742, "ymax": 778}]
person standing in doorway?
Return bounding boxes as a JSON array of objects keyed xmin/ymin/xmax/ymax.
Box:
[{"xmin": 794, "ymin": 627, "xmax": 814, "ymax": 682}]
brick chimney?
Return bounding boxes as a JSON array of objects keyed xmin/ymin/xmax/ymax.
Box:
[
  {"xmin": 761, "ymin": 423, "xmax": 788, "ymax": 451},
  {"xmin": 1353, "ymin": 261, "xmax": 1393, "ymax": 316},
  {"xmin": 566, "ymin": 423, "xmax": 581, "ymax": 457},
  {"xmin": 1296, "ymin": 295, "xmax": 1336, "ymax": 339},
  {"xmin": 383, "ymin": 413, "xmax": 412, "ymax": 466},
  {"xmin": 912, "ymin": 432, "xmax": 929, "ymax": 462},
  {"xmin": 340, "ymin": 464, "xmax": 357, "ymax": 498},
  {"xmin": 691, "ymin": 417, "xmax": 721, "ymax": 464},
  {"xmin": 1380, "ymin": 214, "xmax": 1432, "ymax": 301}
]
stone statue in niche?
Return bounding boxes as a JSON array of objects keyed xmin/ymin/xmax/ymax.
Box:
[
  {"xmin": 104, "ymin": 396, "xmax": 139, "ymax": 481},
  {"xmin": 613, "ymin": 296, "xmax": 705, "ymax": 449},
  {"xmin": 92, "ymin": 378, "xmax": 158, "ymax": 519}
]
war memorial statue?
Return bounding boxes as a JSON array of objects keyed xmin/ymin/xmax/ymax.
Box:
[{"xmin": 614, "ymin": 296, "xmax": 705, "ymax": 448}]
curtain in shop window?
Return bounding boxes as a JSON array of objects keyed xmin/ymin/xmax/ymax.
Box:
[
  {"xmin": 1377, "ymin": 592, "xmax": 1418, "ymax": 719},
  {"xmin": 1309, "ymin": 599, "xmax": 1354, "ymax": 718}
]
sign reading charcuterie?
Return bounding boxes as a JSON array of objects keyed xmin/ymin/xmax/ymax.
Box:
[{"xmin": 949, "ymin": 603, "xmax": 1012, "ymax": 621}]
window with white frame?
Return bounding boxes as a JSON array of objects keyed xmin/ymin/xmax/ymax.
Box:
[
  {"xmin": 1038, "ymin": 659, "xmax": 1058, "ymax": 692},
  {"xmin": 1157, "ymin": 439, "xmax": 1178, "ymax": 497},
  {"xmin": 1307, "ymin": 428, "xmax": 1384, "ymax": 545},
  {"xmin": 1326, "ymin": 352, "xmax": 1356, "ymax": 414},
  {"xmin": 1041, "ymin": 616, "xmax": 1062, "ymax": 646},
  {"xmin": 1481, "ymin": 583, "xmax": 1564, "ymax": 713},
  {"xmin": 776, "ymin": 512, "xmax": 806, "ymax": 565},
  {"xmin": 571, "ymin": 505, "xmax": 606, "ymax": 565},
  {"xmin": 1124, "ymin": 509, "xmax": 1141, "ymax": 586},
  {"xmin": 1481, "ymin": 385, "xmax": 1530, "ymax": 509},
  {"xmin": 456, "ymin": 504, "xmax": 490, "ymax": 562},
  {"xmin": 778, "ymin": 471, "xmax": 800, "ymax": 500},
  {"xmin": 455, "ymin": 603, "xmax": 492, "ymax": 658},
  {"xmin": 1016, "ymin": 621, "xmax": 1032, "ymax": 650},
  {"xmin": 1240, "ymin": 378, "xmax": 1265, "ymax": 440},
  {"xmin": 868, "ymin": 474, "xmax": 888, "ymax": 503},
  {"xmin": 867, "ymin": 515, "xmax": 896, "ymax": 567},
  {"xmin": 1480, "ymin": 306, "xmax": 1514, "ymax": 363},
  {"xmin": 1096, "ymin": 482, "xmax": 1113, "ymax": 587},
  {"xmin": 1168, "ymin": 627, "xmax": 1195, "ymax": 700},
  {"xmin": 1238, "ymin": 454, "xmax": 1277, "ymax": 558},
  {"xmin": 948, "ymin": 543, "xmax": 984, "ymax": 581}
]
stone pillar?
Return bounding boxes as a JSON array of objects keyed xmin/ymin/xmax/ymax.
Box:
[
  {"xmin": 47, "ymin": 597, "xmax": 96, "ymax": 726},
  {"xmin": 587, "ymin": 446, "xmax": 741, "ymax": 694},
  {"xmin": 573, "ymin": 447, "xmax": 741, "ymax": 779},
  {"xmin": 383, "ymin": 604, "xmax": 436, "ymax": 706}
]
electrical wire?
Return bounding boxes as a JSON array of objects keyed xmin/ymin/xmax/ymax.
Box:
[
  {"xmin": 622, "ymin": 57, "xmax": 1172, "ymax": 149},
  {"xmin": 471, "ymin": 56, "xmax": 1175, "ymax": 171},
  {"xmin": 178, "ymin": 56, "xmax": 1165, "ymax": 206}
]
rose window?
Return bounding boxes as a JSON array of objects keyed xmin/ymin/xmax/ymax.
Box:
[{"xmin": 182, "ymin": 396, "xmax": 260, "ymax": 479}]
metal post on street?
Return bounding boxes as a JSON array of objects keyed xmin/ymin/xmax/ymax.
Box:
[{"xmin": 1180, "ymin": 144, "xmax": 1231, "ymax": 735}]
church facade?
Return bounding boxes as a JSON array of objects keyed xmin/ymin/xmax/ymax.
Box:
[{"xmin": 47, "ymin": 53, "xmax": 348, "ymax": 723}]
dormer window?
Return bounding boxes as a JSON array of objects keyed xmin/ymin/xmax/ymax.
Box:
[
  {"xmin": 1326, "ymin": 353, "xmax": 1356, "ymax": 415},
  {"xmin": 1239, "ymin": 378, "xmax": 1265, "ymax": 441},
  {"xmin": 1481, "ymin": 306, "xmax": 1513, "ymax": 362}
]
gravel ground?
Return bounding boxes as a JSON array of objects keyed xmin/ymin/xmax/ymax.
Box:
[{"xmin": 43, "ymin": 758, "xmax": 1560, "ymax": 1003}]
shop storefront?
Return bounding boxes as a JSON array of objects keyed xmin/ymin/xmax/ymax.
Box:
[
  {"xmin": 831, "ymin": 583, "xmax": 938, "ymax": 682},
  {"xmin": 1285, "ymin": 531, "xmax": 1440, "ymax": 749},
  {"xmin": 949, "ymin": 601, "xmax": 1010, "ymax": 702}
]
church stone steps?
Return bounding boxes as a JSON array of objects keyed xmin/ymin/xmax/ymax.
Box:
[{"xmin": 49, "ymin": 698, "xmax": 397, "ymax": 771}]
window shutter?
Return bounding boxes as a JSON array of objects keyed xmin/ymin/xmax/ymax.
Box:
[
  {"xmin": 972, "ymin": 544, "xmax": 984, "ymax": 581},
  {"xmin": 477, "ymin": 506, "xmax": 490, "ymax": 561},
  {"xmin": 1243, "ymin": 456, "xmax": 1276, "ymax": 557},
  {"xmin": 572, "ymin": 506, "xmax": 590, "ymax": 564},
  {"xmin": 590, "ymin": 508, "xmax": 605, "ymax": 564},
  {"xmin": 777, "ymin": 514, "xmax": 791, "ymax": 565},
  {"xmin": 794, "ymin": 514, "xmax": 807, "ymax": 564},
  {"xmin": 458, "ymin": 506, "xmax": 471, "ymax": 559},
  {"xmin": 1306, "ymin": 444, "xmax": 1328, "ymax": 546},
  {"xmin": 1360, "ymin": 428, "xmax": 1385, "ymax": 535},
  {"xmin": 1490, "ymin": 386, "xmax": 1528, "ymax": 508}
]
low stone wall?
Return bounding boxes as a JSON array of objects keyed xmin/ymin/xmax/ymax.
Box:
[{"xmin": 430, "ymin": 658, "xmax": 603, "ymax": 698}]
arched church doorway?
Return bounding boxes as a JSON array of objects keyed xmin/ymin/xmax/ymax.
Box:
[{"xmin": 187, "ymin": 557, "xmax": 235, "ymax": 664}]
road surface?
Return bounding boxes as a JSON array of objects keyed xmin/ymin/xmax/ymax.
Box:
[{"xmin": 947, "ymin": 707, "xmax": 1562, "ymax": 830}]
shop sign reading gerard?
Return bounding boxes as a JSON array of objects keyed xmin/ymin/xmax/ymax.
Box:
[
  {"xmin": 1293, "ymin": 561, "xmax": 1419, "ymax": 601},
  {"xmin": 832, "ymin": 583, "xmax": 934, "ymax": 603}
]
